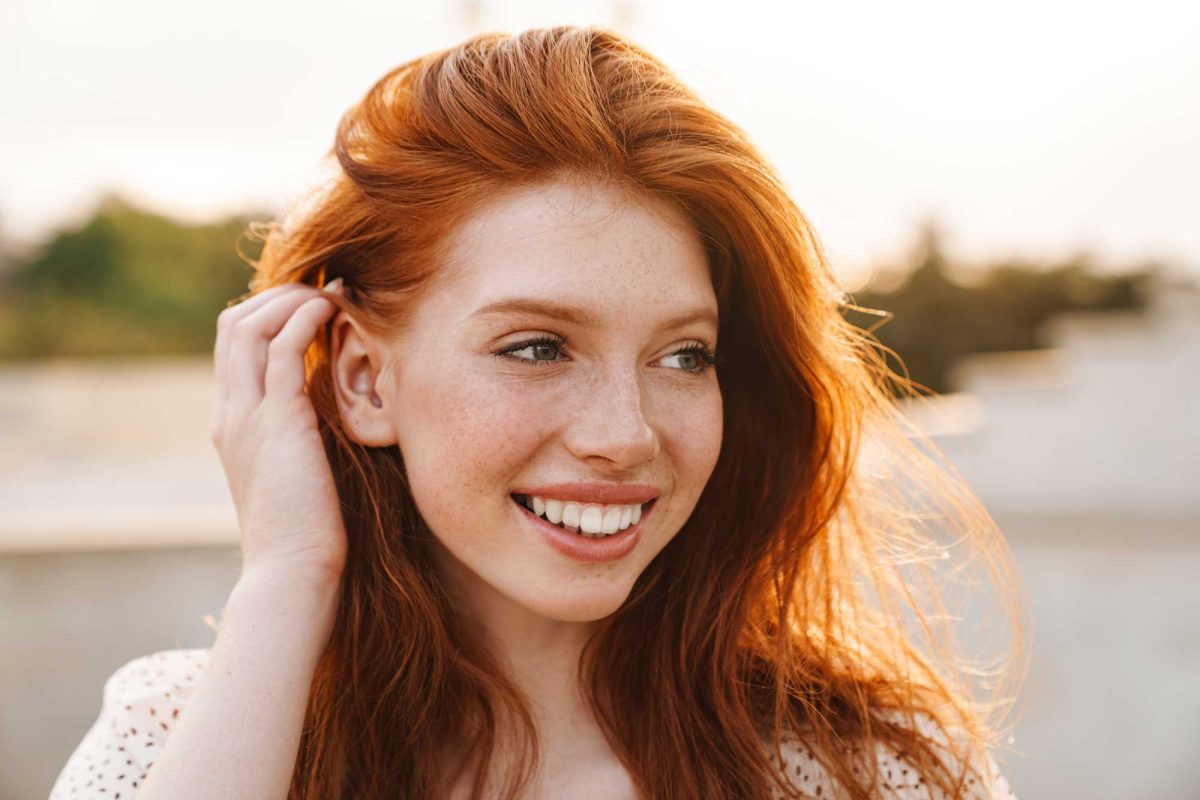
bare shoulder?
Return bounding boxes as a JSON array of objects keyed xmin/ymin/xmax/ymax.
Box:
[{"xmin": 766, "ymin": 713, "xmax": 1018, "ymax": 799}]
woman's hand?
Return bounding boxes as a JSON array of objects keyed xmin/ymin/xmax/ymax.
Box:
[{"xmin": 210, "ymin": 279, "xmax": 348, "ymax": 584}]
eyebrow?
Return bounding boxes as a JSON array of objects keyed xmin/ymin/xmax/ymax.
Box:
[{"xmin": 469, "ymin": 298, "xmax": 718, "ymax": 332}]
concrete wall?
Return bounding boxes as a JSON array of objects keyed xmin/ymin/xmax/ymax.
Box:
[
  {"xmin": 941, "ymin": 283, "xmax": 1200, "ymax": 518},
  {"xmin": 2, "ymin": 547, "xmax": 238, "ymax": 800}
]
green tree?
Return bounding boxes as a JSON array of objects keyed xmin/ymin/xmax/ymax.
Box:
[
  {"xmin": 847, "ymin": 222, "xmax": 1154, "ymax": 395},
  {"xmin": 0, "ymin": 195, "xmax": 262, "ymax": 360}
]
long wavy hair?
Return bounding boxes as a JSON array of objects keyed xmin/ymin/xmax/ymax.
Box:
[{"xmin": 238, "ymin": 25, "xmax": 1027, "ymax": 799}]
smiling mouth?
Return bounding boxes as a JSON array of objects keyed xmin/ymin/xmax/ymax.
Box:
[{"xmin": 510, "ymin": 493, "xmax": 654, "ymax": 538}]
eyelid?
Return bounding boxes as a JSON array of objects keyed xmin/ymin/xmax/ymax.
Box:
[
  {"xmin": 494, "ymin": 334, "xmax": 569, "ymax": 366},
  {"xmin": 494, "ymin": 334, "xmax": 720, "ymax": 372}
]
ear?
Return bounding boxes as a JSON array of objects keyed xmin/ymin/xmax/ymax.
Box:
[{"xmin": 330, "ymin": 311, "xmax": 397, "ymax": 447}]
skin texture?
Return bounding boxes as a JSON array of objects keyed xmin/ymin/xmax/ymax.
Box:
[{"xmin": 330, "ymin": 176, "xmax": 724, "ymax": 795}]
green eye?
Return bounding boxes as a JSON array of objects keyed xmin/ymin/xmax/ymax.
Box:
[
  {"xmin": 497, "ymin": 335, "xmax": 568, "ymax": 366},
  {"xmin": 662, "ymin": 340, "xmax": 721, "ymax": 374}
]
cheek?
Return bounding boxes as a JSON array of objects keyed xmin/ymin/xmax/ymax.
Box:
[
  {"xmin": 396, "ymin": 366, "xmax": 559, "ymax": 511},
  {"xmin": 701, "ymin": 398, "xmax": 724, "ymax": 474},
  {"xmin": 659, "ymin": 381, "xmax": 724, "ymax": 481}
]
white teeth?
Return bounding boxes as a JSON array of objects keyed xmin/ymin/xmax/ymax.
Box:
[
  {"xmin": 580, "ymin": 506, "xmax": 603, "ymax": 535},
  {"xmin": 516, "ymin": 493, "xmax": 648, "ymax": 538},
  {"xmin": 561, "ymin": 501, "xmax": 582, "ymax": 531}
]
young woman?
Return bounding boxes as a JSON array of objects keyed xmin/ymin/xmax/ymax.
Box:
[{"xmin": 52, "ymin": 26, "xmax": 1024, "ymax": 799}]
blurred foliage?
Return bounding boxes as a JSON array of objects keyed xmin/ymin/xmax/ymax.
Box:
[
  {"xmin": 0, "ymin": 195, "xmax": 261, "ymax": 360},
  {"xmin": 845, "ymin": 223, "xmax": 1157, "ymax": 395},
  {"xmin": 0, "ymin": 201, "xmax": 1162, "ymax": 392}
]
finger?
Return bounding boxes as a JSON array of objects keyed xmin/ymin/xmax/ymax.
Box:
[
  {"xmin": 214, "ymin": 283, "xmax": 303, "ymax": 408},
  {"xmin": 264, "ymin": 294, "xmax": 340, "ymax": 401},
  {"xmin": 227, "ymin": 288, "xmax": 329, "ymax": 410},
  {"xmin": 213, "ymin": 285, "xmax": 299, "ymax": 436}
]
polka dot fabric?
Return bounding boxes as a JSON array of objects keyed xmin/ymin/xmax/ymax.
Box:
[
  {"xmin": 50, "ymin": 648, "xmax": 1016, "ymax": 799},
  {"xmin": 49, "ymin": 648, "xmax": 209, "ymax": 799},
  {"xmin": 766, "ymin": 712, "xmax": 1018, "ymax": 799}
]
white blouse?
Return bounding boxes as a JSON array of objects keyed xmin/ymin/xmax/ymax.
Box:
[{"xmin": 51, "ymin": 649, "xmax": 1017, "ymax": 799}]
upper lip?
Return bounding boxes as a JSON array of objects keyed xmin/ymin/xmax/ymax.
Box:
[{"xmin": 511, "ymin": 482, "xmax": 660, "ymax": 505}]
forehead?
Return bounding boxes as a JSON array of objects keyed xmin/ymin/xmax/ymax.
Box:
[{"xmin": 430, "ymin": 177, "xmax": 715, "ymax": 317}]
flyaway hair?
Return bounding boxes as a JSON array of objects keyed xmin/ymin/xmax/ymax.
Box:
[{"xmin": 238, "ymin": 25, "xmax": 1027, "ymax": 799}]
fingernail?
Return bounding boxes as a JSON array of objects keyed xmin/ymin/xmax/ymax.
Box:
[{"xmin": 323, "ymin": 277, "xmax": 344, "ymax": 294}]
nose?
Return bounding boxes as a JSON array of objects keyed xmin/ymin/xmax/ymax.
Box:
[{"xmin": 562, "ymin": 364, "xmax": 659, "ymax": 470}]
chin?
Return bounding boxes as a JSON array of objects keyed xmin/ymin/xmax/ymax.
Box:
[{"xmin": 516, "ymin": 583, "xmax": 634, "ymax": 623}]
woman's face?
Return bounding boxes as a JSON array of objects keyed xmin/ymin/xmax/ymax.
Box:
[{"xmin": 356, "ymin": 177, "xmax": 723, "ymax": 624}]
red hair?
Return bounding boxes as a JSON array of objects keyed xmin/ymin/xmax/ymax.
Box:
[{"xmin": 241, "ymin": 25, "xmax": 1026, "ymax": 799}]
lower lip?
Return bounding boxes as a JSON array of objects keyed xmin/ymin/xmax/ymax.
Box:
[{"xmin": 511, "ymin": 495, "xmax": 654, "ymax": 563}]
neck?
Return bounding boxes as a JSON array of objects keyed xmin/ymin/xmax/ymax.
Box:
[
  {"xmin": 433, "ymin": 545, "xmax": 610, "ymax": 748},
  {"xmin": 430, "ymin": 544, "xmax": 642, "ymax": 798}
]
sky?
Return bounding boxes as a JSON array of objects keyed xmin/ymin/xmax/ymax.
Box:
[{"xmin": 2, "ymin": 0, "xmax": 1197, "ymax": 288}]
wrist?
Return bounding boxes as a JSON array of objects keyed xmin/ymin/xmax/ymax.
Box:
[
  {"xmin": 230, "ymin": 561, "xmax": 344, "ymax": 622},
  {"xmin": 238, "ymin": 555, "xmax": 345, "ymax": 596},
  {"xmin": 218, "ymin": 564, "xmax": 342, "ymax": 660}
]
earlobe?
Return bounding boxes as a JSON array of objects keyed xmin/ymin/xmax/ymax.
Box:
[{"xmin": 330, "ymin": 312, "xmax": 396, "ymax": 446}]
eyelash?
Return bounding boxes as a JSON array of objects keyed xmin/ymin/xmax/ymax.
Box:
[{"xmin": 495, "ymin": 334, "xmax": 724, "ymax": 374}]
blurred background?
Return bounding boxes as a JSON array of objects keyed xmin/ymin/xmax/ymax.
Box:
[{"xmin": 2, "ymin": 1, "xmax": 1197, "ymax": 797}]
